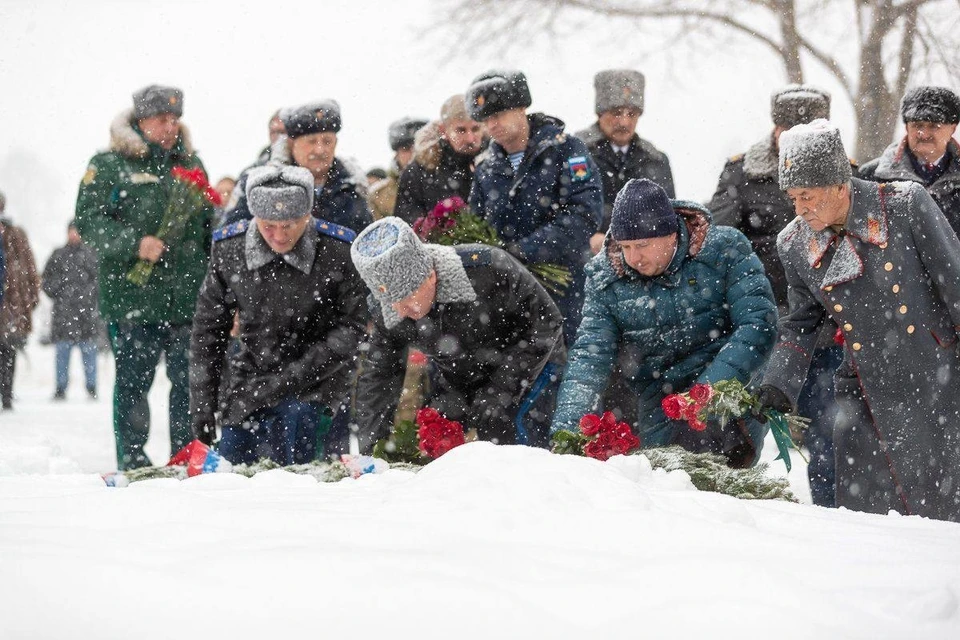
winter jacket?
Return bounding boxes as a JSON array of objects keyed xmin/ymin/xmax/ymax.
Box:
[
  {"xmin": 41, "ymin": 243, "xmax": 100, "ymax": 342},
  {"xmin": 470, "ymin": 113, "xmax": 604, "ymax": 342},
  {"xmin": 189, "ymin": 218, "xmax": 368, "ymax": 434},
  {"xmin": 763, "ymin": 178, "xmax": 960, "ymax": 522},
  {"xmin": 394, "ymin": 121, "xmax": 480, "ymax": 224},
  {"xmin": 368, "ymin": 166, "xmax": 399, "ymax": 220},
  {"xmin": 0, "ymin": 221, "xmax": 40, "ymax": 348},
  {"xmin": 354, "ymin": 244, "xmax": 566, "ymax": 451},
  {"xmin": 553, "ymin": 202, "xmax": 777, "ymax": 466},
  {"xmin": 224, "ymin": 157, "xmax": 372, "ymax": 234},
  {"xmin": 859, "ymin": 137, "xmax": 960, "ymax": 236},
  {"xmin": 577, "ymin": 123, "xmax": 675, "ymax": 232},
  {"xmin": 74, "ymin": 110, "xmax": 213, "ymax": 325}
]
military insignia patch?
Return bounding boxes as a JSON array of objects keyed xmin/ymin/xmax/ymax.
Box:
[
  {"xmin": 213, "ymin": 218, "xmax": 249, "ymax": 242},
  {"xmin": 82, "ymin": 166, "xmax": 97, "ymax": 185},
  {"xmin": 476, "ymin": 95, "xmax": 486, "ymax": 107},
  {"xmin": 315, "ymin": 218, "xmax": 357, "ymax": 243},
  {"xmin": 568, "ymin": 156, "xmax": 591, "ymax": 181}
]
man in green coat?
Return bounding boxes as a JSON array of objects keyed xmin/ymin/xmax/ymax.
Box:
[{"xmin": 75, "ymin": 85, "xmax": 213, "ymax": 470}]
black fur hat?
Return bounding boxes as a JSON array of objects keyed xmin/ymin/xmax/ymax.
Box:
[
  {"xmin": 901, "ymin": 86, "xmax": 960, "ymax": 125},
  {"xmin": 466, "ymin": 70, "xmax": 532, "ymax": 121}
]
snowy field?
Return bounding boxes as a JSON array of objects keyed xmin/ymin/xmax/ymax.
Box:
[{"xmin": 1, "ymin": 342, "xmax": 959, "ymax": 639}]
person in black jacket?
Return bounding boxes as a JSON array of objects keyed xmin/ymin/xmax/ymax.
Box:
[
  {"xmin": 42, "ymin": 221, "xmax": 101, "ymax": 400},
  {"xmin": 190, "ymin": 165, "xmax": 368, "ymax": 464},
  {"xmin": 350, "ymin": 217, "xmax": 565, "ymax": 452},
  {"xmin": 394, "ymin": 94, "xmax": 486, "ymax": 224}
]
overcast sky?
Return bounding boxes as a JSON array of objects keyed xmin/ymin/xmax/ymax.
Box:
[{"xmin": 0, "ymin": 0, "xmax": 870, "ymax": 262}]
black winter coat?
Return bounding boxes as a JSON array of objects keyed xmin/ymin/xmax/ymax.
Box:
[
  {"xmin": 394, "ymin": 138, "xmax": 477, "ymax": 224},
  {"xmin": 41, "ymin": 243, "xmax": 100, "ymax": 342},
  {"xmin": 189, "ymin": 219, "xmax": 368, "ymax": 433},
  {"xmin": 354, "ymin": 245, "xmax": 565, "ymax": 451},
  {"xmin": 577, "ymin": 123, "xmax": 675, "ymax": 232}
]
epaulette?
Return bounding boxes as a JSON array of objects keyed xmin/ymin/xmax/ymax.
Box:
[
  {"xmin": 728, "ymin": 153, "xmax": 745, "ymax": 163},
  {"xmin": 456, "ymin": 246, "xmax": 492, "ymax": 267},
  {"xmin": 315, "ymin": 218, "xmax": 357, "ymax": 243},
  {"xmin": 213, "ymin": 218, "xmax": 249, "ymax": 242}
]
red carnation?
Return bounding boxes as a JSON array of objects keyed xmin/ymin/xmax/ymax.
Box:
[
  {"xmin": 689, "ymin": 383, "xmax": 714, "ymax": 406},
  {"xmin": 579, "ymin": 413, "xmax": 602, "ymax": 436},
  {"xmin": 416, "ymin": 408, "xmax": 465, "ymax": 458},
  {"xmin": 661, "ymin": 394, "xmax": 688, "ymax": 420},
  {"xmin": 688, "ymin": 418, "xmax": 708, "ymax": 432}
]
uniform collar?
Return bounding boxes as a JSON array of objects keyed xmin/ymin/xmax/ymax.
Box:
[{"xmin": 244, "ymin": 219, "xmax": 317, "ymax": 274}]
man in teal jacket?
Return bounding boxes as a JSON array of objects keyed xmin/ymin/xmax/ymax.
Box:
[{"xmin": 552, "ymin": 179, "xmax": 777, "ymax": 467}]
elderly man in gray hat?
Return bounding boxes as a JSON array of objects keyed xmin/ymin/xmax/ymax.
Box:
[
  {"xmin": 189, "ymin": 165, "xmax": 368, "ymax": 465},
  {"xmin": 708, "ymin": 85, "xmax": 846, "ymax": 507},
  {"xmin": 861, "ymin": 86, "xmax": 960, "ymax": 235},
  {"xmin": 759, "ymin": 119, "xmax": 960, "ymax": 522},
  {"xmin": 350, "ymin": 216, "xmax": 566, "ymax": 451}
]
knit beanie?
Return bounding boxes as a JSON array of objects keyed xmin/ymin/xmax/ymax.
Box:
[
  {"xmin": 351, "ymin": 217, "xmax": 432, "ymax": 304},
  {"xmin": 388, "ymin": 118, "xmax": 429, "ymax": 151},
  {"xmin": 132, "ymin": 85, "xmax": 183, "ymax": 119},
  {"xmin": 280, "ymin": 101, "xmax": 342, "ymax": 137},
  {"xmin": 771, "ymin": 85, "xmax": 830, "ymax": 128},
  {"xmin": 466, "ymin": 70, "xmax": 532, "ymax": 121},
  {"xmin": 778, "ymin": 119, "xmax": 852, "ymax": 190},
  {"xmin": 594, "ymin": 70, "xmax": 645, "ymax": 115},
  {"xmin": 901, "ymin": 86, "xmax": 960, "ymax": 125},
  {"xmin": 610, "ymin": 179, "xmax": 679, "ymax": 241},
  {"xmin": 245, "ymin": 165, "xmax": 315, "ymax": 221}
]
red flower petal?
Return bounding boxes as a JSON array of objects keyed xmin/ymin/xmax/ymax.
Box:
[{"xmin": 578, "ymin": 413, "xmax": 602, "ymax": 436}]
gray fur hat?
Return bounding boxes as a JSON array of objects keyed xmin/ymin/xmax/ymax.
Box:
[
  {"xmin": 901, "ymin": 86, "xmax": 960, "ymax": 124},
  {"xmin": 133, "ymin": 85, "xmax": 183, "ymax": 120},
  {"xmin": 388, "ymin": 117, "xmax": 429, "ymax": 151},
  {"xmin": 245, "ymin": 165, "xmax": 315, "ymax": 221},
  {"xmin": 351, "ymin": 217, "xmax": 432, "ymax": 304},
  {"xmin": 771, "ymin": 85, "xmax": 831, "ymax": 128},
  {"xmin": 594, "ymin": 70, "xmax": 645, "ymax": 115},
  {"xmin": 280, "ymin": 100, "xmax": 342, "ymax": 137},
  {"xmin": 466, "ymin": 69, "xmax": 532, "ymax": 121},
  {"xmin": 778, "ymin": 119, "xmax": 852, "ymax": 190}
]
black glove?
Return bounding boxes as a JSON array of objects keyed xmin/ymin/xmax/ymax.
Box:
[
  {"xmin": 754, "ymin": 385, "xmax": 793, "ymax": 422},
  {"xmin": 195, "ymin": 422, "xmax": 217, "ymax": 446},
  {"xmin": 470, "ymin": 395, "xmax": 516, "ymax": 444}
]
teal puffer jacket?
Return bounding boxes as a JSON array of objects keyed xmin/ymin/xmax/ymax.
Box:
[{"xmin": 552, "ymin": 201, "xmax": 777, "ymax": 460}]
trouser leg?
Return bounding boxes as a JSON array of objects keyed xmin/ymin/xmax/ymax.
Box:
[
  {"xmin": 79, "ymin": 340, "xmax": 98, "ymax": 392},
  {"xmin": 163, "ymin": 324, "xmax": 193, "ymax": 453},
  {"xmin": 109, "ymin": 323, "xmax": 162, "ymax": 470}
]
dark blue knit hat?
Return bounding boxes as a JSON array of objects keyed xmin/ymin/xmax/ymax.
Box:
[{"xmin": 610, "ymin": 179, "xmax": 678, "ymax": 241}]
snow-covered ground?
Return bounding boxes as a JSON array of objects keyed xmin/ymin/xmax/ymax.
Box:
[{"xmin": 2, "ymin": 342, "xmax": 959, "ymax": 639}]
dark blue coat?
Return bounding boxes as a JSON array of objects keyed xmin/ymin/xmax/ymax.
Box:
[
  {"xmin": 469, "ymin": 113, "xmax": 603, "ymax": 342},
  {"xmin": 552, "ymin": 202, "xmax": 778, "ymax": 466},
  {"xmin": 222, "ymin": 158, "xmax": 372, "ymax": 233}
]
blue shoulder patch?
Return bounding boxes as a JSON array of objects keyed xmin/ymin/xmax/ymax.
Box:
[
  {"xmin": 315, "ymin": 218, "xmax": 357, "ymax": 243},
  {"xmin": 568, "ymin": 155, "xmax": 591, "ymax": 182},
  {"xmin": 456, "ymin": 246, "xmax": 492, "ymax": 267},
  {"xmin": 213, "ymin": 219, "xmax": 249, "ymax": 242}
]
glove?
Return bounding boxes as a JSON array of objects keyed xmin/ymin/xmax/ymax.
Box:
[
  {"xmin": 754, "ymin": 384, "xmax": 793, "ymax": 422},
  {"xmin": 470, "ymin": 394, "xmax": 515, "ymax": 444},
  {"xmin": 195, "ymin": 422, "xmax": 217, "ymax": 446}
]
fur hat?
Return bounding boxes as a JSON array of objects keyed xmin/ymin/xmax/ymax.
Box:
[
  {"xmin": 610, "ymin": 179, "xmax": 678, "ymax": 241},
  {"xmin": 280, "ymin": 101, "xmax": 342, "ymax": 137},
  {"xmin": 466, "ymin": 69, "xmax": 532, "ymax": 121},
  {"xmin": 132, "ymin": 85, "xmax": 183, "ymax": 120},
  {"xmin": 245, "ymin": 165, "xmax": 315, "ymax": 221},
  {"xmin": 594, "ymin": 70, "xmax": 645, "ymax": 115},
  {"xmin": 778, "ymin": 119, "xmax": 852, "ymax": 190},
  {"xmin": 901, "ymin": 86, "xmax": 960, "ymax": 125},
  {"xmin": 388, "ymin": 117, "xmax": 429, "ymax": 151},
  {"xmin": 771, "ymin": 85, "xmax": 830, "ymax": 128},
  {"xmin": 351, "ymin": 217, "xmax": 432, "ymax": 304}
]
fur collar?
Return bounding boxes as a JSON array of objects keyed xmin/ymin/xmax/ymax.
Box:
[
  {"xmin": 413, "ymin": 121, "xmax": 444, "ymax": 171},
  {"xmin": 379, "ymin": 244, "xmax": 477, "ymax": 329},
  {"xmin": 869, "ymin": 137, "xmax": 960, "ymax": 184},
  {"xmin": 109, "ymin": 109, "xmax": 194, "ymax": 160},
  {"xmin": 742, "ymin": 133, "xmax": 778, "ymax": 179}
]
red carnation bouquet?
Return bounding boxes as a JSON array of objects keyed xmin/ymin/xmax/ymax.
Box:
[
  {"xmin": 551, "ymin": 411, "xmax": 641, "ymax": 461},
  {"xmin": 661, "ymin": 379, "xmax": 808, "ymax": 471},
  {"xmin": 127, "ymin": 165, "xmax": 222, "ymax": 286},
  {"xmin": 413, "ymin": 196, "xmax": 571, "ymax": 295},
  {"xmin": 373, "ymin": 406, "xmax": 467, "ymax": 462}
]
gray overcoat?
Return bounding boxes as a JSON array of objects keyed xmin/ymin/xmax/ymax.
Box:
[{"xmin": 763, "ymin": 177, "xmax": 960, "ymax": 522}]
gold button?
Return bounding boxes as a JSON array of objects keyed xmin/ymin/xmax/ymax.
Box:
[
  {"xmin": 879, "ymin": 242, "xmax": 888, "ymax": 249},
  {"xmin": 907, "ymin": 325, "xmax": 915, "ymax": 334},
  {"xmin": 844, "ymin": 323, "xmax": 853, "ymax": 331},
  {"xmin": 853, "ymin": 342, "xmax": 862, "ymax": 351},
  {"xmin": 884, "ymin": 262, "xmax": 893, "ymax": 272},
  {"xmin": 834, "ymin": 304, "xmax": 843, "ymax": 312},
  {"xmin": 892, "ymin": 284, "xmax": 900, "ymax": 293},
  {"xmin": 899, "ymin": 305, "xmax": 907, "ymax": 314},
  {"xmin": 824, "ymin": 286, "xmax": 833, "ymax": 292}
]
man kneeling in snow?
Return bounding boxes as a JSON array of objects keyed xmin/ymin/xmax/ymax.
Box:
[
  {"xmin": 552, "ymin": 179, "xmax": 778, "ymax": 468},
  {"xmin": 189, "ymin": 165, "xmax": 368, "ymax": 465},
  {"xmin": 350, "ymin": 217, "xmax": 565, "ymax": 450}
]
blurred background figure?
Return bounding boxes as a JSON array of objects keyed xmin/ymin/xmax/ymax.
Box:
[
  {"xmin": 42, "ymin": 220, "xmax": 101, "ymax": 400},
  {"xmin": 369, "ymin": 117, "xmax": 429, "ymax": 219},
  {"xmin": 366, "ymin": 167, "xmax": 388, "ymax": 188}
]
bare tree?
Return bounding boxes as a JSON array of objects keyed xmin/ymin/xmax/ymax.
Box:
[{"xmin": 436, "ymin": 0, "xmax": 960, "ymax": 160}]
